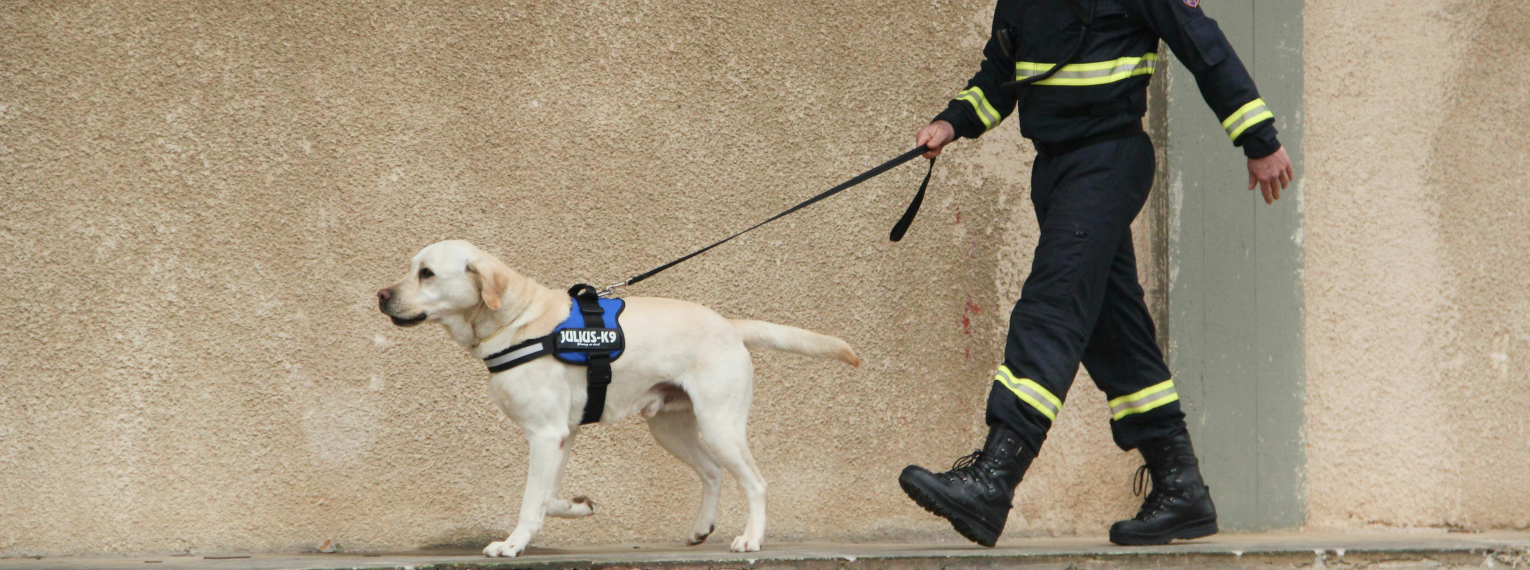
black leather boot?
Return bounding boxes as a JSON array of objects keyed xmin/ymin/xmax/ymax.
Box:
[
  {"xmin": 1109, "ymin": 431, "xmax": 1219, "ymax": 545},
  {"xmin": 899, "ymin": 426, "xmax": 1034, "ymax": 547}
]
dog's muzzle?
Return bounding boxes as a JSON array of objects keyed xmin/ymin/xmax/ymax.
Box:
[{"xmin": 378, "ymin": 287, "xmax": 427, "ymax": 326}]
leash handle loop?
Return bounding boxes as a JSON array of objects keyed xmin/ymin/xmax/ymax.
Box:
[{"xmin": 890, "ymin": 157, "xmax": 936, "ymax": 242}]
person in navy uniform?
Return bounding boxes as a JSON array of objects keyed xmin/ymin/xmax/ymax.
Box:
[{"xmin": 898, "ymin": 0, "xmax": 1293, "ymax": 547}]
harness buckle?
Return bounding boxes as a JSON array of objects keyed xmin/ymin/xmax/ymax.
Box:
[{"xmin": 596, "ymin": 281, "xmax": 628, "ymax": 298}]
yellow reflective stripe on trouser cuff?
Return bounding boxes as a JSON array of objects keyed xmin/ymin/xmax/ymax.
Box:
[
  {"xmin": 1015, "ymin": 53, "xmax": 1157, "ymax": 86},
  {"xmin": 1222, "ymin": 98, "xmax": 1275, "ymax": 142},
  {"xmin": 955, "ymin": 87, "xmax": 1000, "ymax": 131},
  {"xmin": 1108, "ymin": 380, "xmax": 1179, "ymax": 420},
  {"xmin": 995, "ymin": 365, "xmax": 1061, "ymax": 421}
]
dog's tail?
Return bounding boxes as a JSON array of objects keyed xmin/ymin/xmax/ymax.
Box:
[{"xmin": 730, "ymin": 320, "xmax": 860, "ymax": 367}]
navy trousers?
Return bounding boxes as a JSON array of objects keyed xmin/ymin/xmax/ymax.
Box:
[{"xmin": 986, "ymin": 132, "xmax": 1187, "ymax": 453}]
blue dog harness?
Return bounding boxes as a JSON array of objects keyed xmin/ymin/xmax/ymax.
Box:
[{"xmin": 481, "ymin": 284, "xmax": 626, "ymax": 424}]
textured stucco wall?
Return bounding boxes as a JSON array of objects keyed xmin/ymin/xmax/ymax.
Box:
[
  {"xmin": 1303, "ymin": 0, "xmax": 1530, "ymax": 530},
  {"xmin": 0, "ymin": 0, "xmax": 1158, "ymax": 557},
  {"xmin": 16, "ymin": 0, "xmax": 1525, "ymax": 557}
]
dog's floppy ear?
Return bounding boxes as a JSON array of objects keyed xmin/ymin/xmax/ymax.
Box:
[{"xmin": 467, "ymin": 257, "xmax": 513, "ymax": 310}]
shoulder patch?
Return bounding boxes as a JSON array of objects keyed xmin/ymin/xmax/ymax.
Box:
[{"xmin": 1184, "ymin": 0, "xmax": 1201, "ymax": 6}]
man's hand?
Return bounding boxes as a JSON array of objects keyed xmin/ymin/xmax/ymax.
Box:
[
  {"xmin": 916, "ymin": 121, "xmax": 956, "ymax": 159},
  {"xmin": 1247, "ymin": 146, "xmax": 1294, "ymax": 204}
]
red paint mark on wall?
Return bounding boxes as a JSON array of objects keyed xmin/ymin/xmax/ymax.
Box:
[
  {"xmin": 960, "ymin": 298, "xmax": 982, "ymax": 336},
  {"xmin": 955, "ymin": 206, "xmax": 963, "ymax": 224}
]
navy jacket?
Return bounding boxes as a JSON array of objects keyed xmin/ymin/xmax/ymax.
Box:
[{"xmin": 933, "ymin": 0, "xmax": 1281, "ymax": 158}]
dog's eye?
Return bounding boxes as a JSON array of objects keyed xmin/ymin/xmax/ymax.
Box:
[{"xmin": 419, "ymin": 267, "xmax": 434, "ymax": 279}]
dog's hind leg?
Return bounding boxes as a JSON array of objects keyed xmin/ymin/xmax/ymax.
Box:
[
  {"xmin": 688, "ymin": 352, "xmax": 768, "ymax": 553},
  {"xmin": 695, "ymin": 412, "xmax": 767, "ymax": 552},
  {"xmin": 647, "ymin": 409, "xmax": 723, "ymax": 545},
  {"xmin": 544, "ymin": 427, "xmax": 596, "ymax": 519}
]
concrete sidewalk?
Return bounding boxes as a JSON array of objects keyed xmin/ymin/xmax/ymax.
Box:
[{"xmin": 5, "ymin": 532, "xmax": 1527, "ymax": 570}]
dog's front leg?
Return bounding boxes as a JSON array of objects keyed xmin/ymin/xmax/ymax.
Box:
[
  {"xmin": 484, "ymin": 428, "xmax": 567, "ymax": 558},
  {"xmin": 544, "ymin": 427, "xmax": 596, "ymax": 519}
]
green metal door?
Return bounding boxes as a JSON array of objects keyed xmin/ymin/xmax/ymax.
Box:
[{"xmin": 1162, "ymin": 0, "xmax": 1306, "ymax": 531}]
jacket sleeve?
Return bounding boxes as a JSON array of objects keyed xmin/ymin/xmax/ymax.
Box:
[
  {"xmin": 1128, "ymin": 0, "xmax": 1281, "ymax": 158},
  {"xmin": 931, "ymin": 15, "xmax": 1019, "ymax": 140}
]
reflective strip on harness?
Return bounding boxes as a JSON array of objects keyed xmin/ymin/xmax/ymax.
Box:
[
  {"xmin": 995, "ymin": 365, "xmax": 1061, "ymax": 421},
  {"xmin": 1222, "ymin": 98, "xmax": 1274, "ymax": 142},
  {"xmin": 1015, "ymin": 53, "xmax": 1157, "ymax": 86},
  {"xmin": 955, "ymin": 86, "xmax": 1001, "ymax": 131},
  {"xmin": 1108, "ymin": 379, "xmax": 1179, "ymax": 420},
  {"xmin": 485, "ymin": 341, "xmax": 545, "ymax": 370}
]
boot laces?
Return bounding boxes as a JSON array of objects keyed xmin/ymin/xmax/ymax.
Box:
[
  {"xmin": 952, "ymin": 449, "xmax": 983, "ymax": 470},
  {"xmin": 1132, "ymin": 464, "xmax": 1170, "ymax": 519},
  {"xmin": 1132, "ymin": 464, "xmax": 1152, "ymax": 497},
  {"xmin": 942, "ymin": 449, "xmax": 986, "ymax": 483}
]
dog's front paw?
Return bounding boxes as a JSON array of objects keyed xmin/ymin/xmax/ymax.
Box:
[
  {"xmin": 568, "ymin": 495, "xmax": 596, "ymax": 516},
  {"xmin": 547, "ymin": 496, "xmax": 597, "ymax": 518},
  {"xmin": 730, "ymin": 535, "xmax": 761, "ymax": 553},
  {"xmin": 483, "ymin": 540, "xmax": 524, "ymax": 558}
]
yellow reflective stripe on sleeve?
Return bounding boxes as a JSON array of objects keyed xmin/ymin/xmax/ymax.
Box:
[
  {"xmin": 1222, "ymin": 98, "xmax": 1275, "ymax": 142},
  {"xmin": 954, "ymin": 87, "xmax": 1000, "ymax": 131},
  {"xmin": 1015, "ymin": 53, "xmax": 1157, "ymax": 86},
  {"xmin": 995, "ymin": 365, "xmax": 1061, "ymax": 421},
  {"xmin": 1108, "ymin": 379, "xmax": 1180, "ymax": 420}
]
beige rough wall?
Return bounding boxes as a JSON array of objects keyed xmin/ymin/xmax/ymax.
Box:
[
  {"xmin": 0, "ymin": 0, "xmax": 1158, "ymax": 556},
  {"xmin": 1303, "ymin": 0, "xmax": 1530, "ymax": 530}
]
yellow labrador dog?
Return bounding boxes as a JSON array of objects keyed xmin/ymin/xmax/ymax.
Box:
[{"xmin": 377, "ymin": 240, "xmax": 858, "ymax": 557}]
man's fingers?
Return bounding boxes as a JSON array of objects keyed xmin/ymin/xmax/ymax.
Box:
[
  {"xmin": 1262, "ymin": 179, "xmax": 1275, "ymax": 204},
  {"xmin": 1249, "ymin": 170, "xmax": 1258, "ymax": 191},
  {"xmin": 916, "ymin": 128, "xmax": 936, "ymax": 158}
]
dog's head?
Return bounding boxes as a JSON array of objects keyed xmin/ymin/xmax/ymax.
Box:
[{"xmin": 377, "ymin": 240, "xmax": 516, "ymax": 327}]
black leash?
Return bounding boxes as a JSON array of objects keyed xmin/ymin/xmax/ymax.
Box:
[{"xmin": 597, "ymin": 145, "xmax": 937, "ymax": 297}]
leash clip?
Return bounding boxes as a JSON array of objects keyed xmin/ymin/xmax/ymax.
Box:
[{"xmin": 597, "ymin": 281, "xmax": 628, "ymax": 299}]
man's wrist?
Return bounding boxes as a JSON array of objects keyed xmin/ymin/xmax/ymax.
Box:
[
  {"xmin": 1238, "ymin": 121, "xmax": 1281, "ymax": 159},
  {"xmin": 933, "ymin": 104, "xmax": 982, "ymax": 140},
  {"xmin": 1242, "ymin": 136, "xmax": 1280, "ymax": 160}
]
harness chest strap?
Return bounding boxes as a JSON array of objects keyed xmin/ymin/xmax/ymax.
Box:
[
  {"xmin": 480, "ymin": 284, "xmax": 625, "ymax": 425},
  {"xmin": 483, "ymin": 336, "xmax": 552, "ymax": 373},
  {"xmin": 569, "ymin": 284, "xmax": 614, "ymax": 425}
]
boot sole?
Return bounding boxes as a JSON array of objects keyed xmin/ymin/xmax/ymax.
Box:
[
  {"xmin": 899, "ymin": 469, "xmax": 1002, "ymax": 547},
  {"xmin": 1109, "ymin": 518, "xmax": 1219, "ymax": 546}
]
